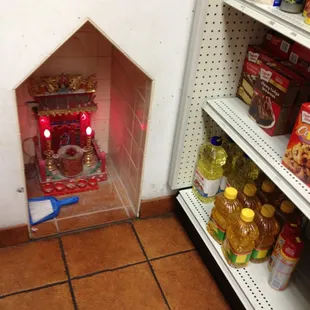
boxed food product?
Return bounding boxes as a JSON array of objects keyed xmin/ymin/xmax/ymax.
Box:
[
  {"xmin": 288, "ymin": 42, "xmax": 310, "ymax": 78},
  {"xmin": 280, "ymin": 59, "xmax": 310, "ymax": 131},
  {"xmin": 249, "ymin": 61, "xmax": 302, "ymax": 136},
  {"xmin": 263, "ymin": 31, "xmax": 293, "ymax": 59},
  {"xmin": 282, "ymin": 103, "xmax": 310, "ymax": 185},
  {"xmin": 237, "ymin": 45, "xmax": 277, "ymax": 105}
]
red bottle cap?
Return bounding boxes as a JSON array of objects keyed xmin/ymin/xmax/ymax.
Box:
[
  {"xmin": 282, "ymin": 236, "xmax": 304, "ymax": 259},
  {"xmin": 281, "ymin": 223, "xmax": 301, "ymax": 240}
]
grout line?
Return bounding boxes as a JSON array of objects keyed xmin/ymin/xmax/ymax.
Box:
[
  {"xmin": 149, "ymin": 248, "xmax": 196, "ymax": 262},
  {"xmin": 0, "ymin": 280, "xmax": 68, "ymax": 300},
  {"xmin": 130, "ymin": 223, "xmax": 171, "ymax": 310},
  {"xmin": 1, "ymin": 213, "xmax": 196, "ymax": 303},
  {"xmin": 57, "ymin": 238, "xmax": 78, "ymax": 310},
  {"xmin": 71, "ymin": 260, "xmax": 147, "ymax": 281}
]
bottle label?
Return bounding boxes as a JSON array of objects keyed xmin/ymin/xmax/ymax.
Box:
[
  {"xmin": 251, "ymin": 246, "xmax": 272, "ymax": 260},
  {"xmin": 208, "ymin": 215, "xmax": 226, "ymax": 242},
  {"xmin": 219, "ymin": 176, "xmax": 227, "ymax": 192},
  {"xmin": 225, "ymin": 241, "xmax": 252, "ymax": 265},
  {"xmin": 193, "ymin": 170, "xmax": 220, "ymax": 197},
  {"xmin": 268, "ymin": 234, "xmax": 285, "ymax": 271},
  {"xmin": 269, "ymin": 254, "xmax": 299, "ymax": 291}
]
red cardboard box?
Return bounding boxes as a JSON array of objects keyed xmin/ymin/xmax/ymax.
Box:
[
  {"xmin": 263, "ymin": 31, "xmax": 293, "ymax": 59},
  {"xmin": 249, "ymin": 62, "xmax": 302, "ymax": 136},
  {"xmin": 282, "ymin": 103, "xmax": 310, "ymax": 186},
  {"xmin": 237, "ymin": 45, "xmax": 277, "ymax": 105},
  {"xmin": 280, "ymin": 59, "xmax": 310, "ymax": 131}
]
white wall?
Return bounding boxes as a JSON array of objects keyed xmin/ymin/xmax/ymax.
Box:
[{"xmin": 0, "ymin": 0, "xmax": 195, "ymax": 227}]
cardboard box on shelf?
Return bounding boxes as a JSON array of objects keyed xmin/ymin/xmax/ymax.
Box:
[
  {"xmin": 282, "ymin": 103, "xmax": 310, "ymax": 186},
  {"xmin": 280, "ymin": 59, "xmax": 310, "ymax": 131},
  {"xmin": 263, "ymin": 31, "xmax": 293, "ymax": 59},
  {"xmin": 237, "ymin": 45, "xmax": 278, "ymax": 105},
  {"xmin": 249, "ymin": 61, "xmax": 302, "ymax": 136}
]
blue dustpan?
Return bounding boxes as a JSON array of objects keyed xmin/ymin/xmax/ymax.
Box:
[{"xmin": 29, "ymin": 196, "xmax": 79, "ymax": 225}]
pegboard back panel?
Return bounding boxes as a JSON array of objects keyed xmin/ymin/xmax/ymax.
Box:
[{"xmin": 169, "ymin": 0, "xmax": 267, "ymax": 189}]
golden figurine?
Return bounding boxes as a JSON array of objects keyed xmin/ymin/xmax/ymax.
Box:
[
  {"xmin": 68, "ymin": 75, "xmax": 82, "ymax": 91},
  {"xmin": 28, "ymin": 73, "xmax": 97, "ymax": 96},
  {"xmin": 84, "ymin": 74, "xmax": 97, "ymax": 91},
  {"xmin": 43, "ymin": 76, "xmax": 60, "ymax": 93}
]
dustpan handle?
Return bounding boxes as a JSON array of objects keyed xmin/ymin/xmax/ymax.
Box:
[{"xmin": 58, "ymin": 196, "xmax": 79, "ymax": 207}]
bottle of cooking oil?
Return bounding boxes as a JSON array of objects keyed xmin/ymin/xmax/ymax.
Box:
[
  {"xmin": 193, "ymin": 136, "xmax": 227, "ymax": 203},
  {"xmin": 207, "ymin": 187, "xmax": 242, "ymax": 245},
  {"xmin": 251, "ymin": 205, "xmax": 280, "ymax": 263},
  {"xmin": 223, "ymin": 208, "xmax": 259, "ymax": 268},
  {"xmin": 238, "ymin": 183, "xmax": 262, "ymax": 211},
  {"xmin": 220, "ymin": 137, "xmax": 243, "ymax": 192},
  {"xmin": 275, "ymin": 200, "xmax": 302, "ymax": 228},
  {"xmin": 228, "ymin": 154, "xmax": 259, "ymax": 191},
  {"xmin": 256, "ymin": 180, "xmax": 276, "ymax": 205}
]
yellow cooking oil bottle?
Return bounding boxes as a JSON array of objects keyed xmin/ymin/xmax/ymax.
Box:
[
  {"xmin": 251, "ymin": 205, "xmax": 280, "ymax": 263},
  {"xmin": 207, "ymin": 187, "xmax": 242, "ymax": 244},
  {"xmin": 228, "ymin": 154, "xmax": 259, "ymax": 191},
  {"xmin": 223, "ymin": 208, "xmax": 259, "ymax": 268},
  {"xmin": 220, "ymin": 137, "xmax": 243, "ymax": 192},
  {"xmin": 193, "ymin": 136, "xmax": 227, "ymax": 203}
]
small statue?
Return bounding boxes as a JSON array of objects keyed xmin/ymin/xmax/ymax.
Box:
[
  {"xmin": 84, "ymin": 74, "xmax": 97, "ymax": 91},
  {"xmin": 43, "ymin": 76, "xmax": 60, "ymax": 93},
  {"xmin": 68, "ymin": 75, "xmax": 82, "ymax": 91}
]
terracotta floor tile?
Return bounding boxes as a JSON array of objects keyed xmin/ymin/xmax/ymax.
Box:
[
  {"xmin": 151, "ymin": 251, "xmax": 230, "ymax": 310},
  {"xmin": 57, "ymin": 208, "xmax": 129, "ymax": 232},
  {"xmin": 133, "ymin": 215, "xmax": 194, "ymax": 259},
  {"xmin": 73, "ymin": 263, "xmax": 168, "ymax": 310},
  {"xmin": 0, "ymin": 239, "xmax": 67, "ymax": 296},
  {"xmin": 58, "ymin": 182, "xmax": 124, "ymax": 219},
  {"xmin": 62, "ymin": 223, "xmax": 145, "ymax": 277},
  {"xmin": 0, "ymin": 284, "xmax": 74, "ymax": 310},
  {"xmin": 30, "ymin": 220, "xmax": 58, "ymax": 238}
]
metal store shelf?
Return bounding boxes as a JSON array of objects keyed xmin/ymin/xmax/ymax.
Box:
[
  {"xmin": 203, "ymin": 98, "xmax": 310, "ymax": 219},
  {"xmin": 224, "ymin": 0, "xmax": 310, "ymax": 48},
  {"xmin": 177, "ymin": 189, "xmax": 310, "ymax": 310}
]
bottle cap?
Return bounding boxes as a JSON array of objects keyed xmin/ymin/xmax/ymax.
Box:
[
  {"xmin": 280, "ymin": 200, "xmax": 295, "ymax": 214},
  {"xmin": 240, "ymin": 208, "xmax": 255, "ymax": 222},
  {"xmin": 224, "ymin": 187, "xmax": 238, "ymax": 200},
  {"xmin": 261, "ymin": 180, "xmax": 275, "ymax": 193},
  {"xmin": 243, "ymin": 184, "xmax": 257, "ymax": 197},
  {"xmin": 210, "ymin": 136, "xmax": 222, "ymax": 146},
  {"xmin": 261, "ymin": 204, "xmax": 275, "ymax": 218}
]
